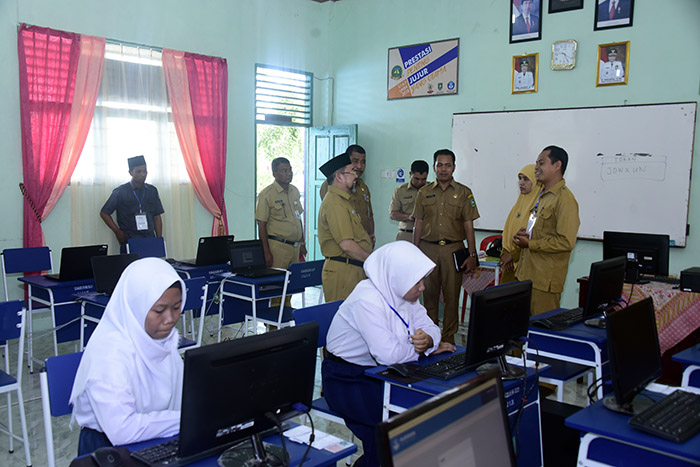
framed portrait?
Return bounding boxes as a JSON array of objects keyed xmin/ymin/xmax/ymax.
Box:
[
  {"xmin": 594, "ymin": 0, "xmax": 634, "ymax": 30},
  {"xmin": 596, "ymin": 41, "xmax": 629, "ymax": 86},
  {"xmin": 387, "ymin": 38, "xmax": 459, "ymax": 100},
  {"xmin": 549, "ymin": 0, "xmax": 584, "ymax": 14},
  {"xmin": 510, "ymin": 0, "xmax": 542, "ymax": 43},
  {"xmin": 512, "ymin": 53, "xmax": 538, "ymax": 94}
]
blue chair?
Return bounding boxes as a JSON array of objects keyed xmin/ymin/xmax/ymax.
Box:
[
  {"xmin": 1, "ymin": 246, "xmax": 53, "ymax": 301},
  {"xmin": 0, "ymin": 300, "xmax": 32, "ymax": 465},
  {"xmin": 243, "ymin": 270, "xmax": 294, "ymax": 335},
  {"xmin": 40, "ymin": 351, "xmax": 83, "ymax": 467},
  {"xmin": 287, "ymin": 260, "xmax": 324, "ymax": 307},
  {"xmin": 178, "ymin": 277, "xmax": 208, "ymax": 353},
  {"xmin": 126, "ymin": 237, "xmax": 167, "ymax": 258}
]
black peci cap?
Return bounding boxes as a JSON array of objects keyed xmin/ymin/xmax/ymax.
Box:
[
  {"xmin": 128, "ymin": 155, "xmax": 147, "ymax": 170},
  {"xmin": 320, "ymin": 153, "xmax": 352, "ymax": 177}
]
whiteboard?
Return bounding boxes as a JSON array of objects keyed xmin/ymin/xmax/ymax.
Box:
[{"xmin": 452, "ymin": 103, "xmax": 696, "ymax": 246}]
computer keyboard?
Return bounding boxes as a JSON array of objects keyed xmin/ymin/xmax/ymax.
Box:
[
  {"xmin": 628, "ymin": 389, "xmax": 700, "ymax": 443},
  {"xmin": 642, "ymin": 275, "xmax": 681, "ymax": 285},
  {"xmin": 416, "ymin": 353, "xmax": 469, "ymax": 380},
  {"xmin": 131, "ymin": 438, "xmax": 180, "ymax": 466},
  {"xmin": 547, "ymin": 307, "xmax": 584, "ymax": 326}
]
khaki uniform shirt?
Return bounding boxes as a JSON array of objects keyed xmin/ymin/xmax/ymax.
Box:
[
  {"xmin": 390, "ymin": 182, "xmax": 420, "ymax": 232},
  {"xmin": 412, "ymin": 180, "xmax": 480, "ymax": 242},
  {"xmin": 516, "ymin": 179, "xmax": 580, "ymax": 294},
  {"xmin": 255, "ymin": 181, "xmax": 304, "ymax": 242},
  {"xmin": 320, "ymin": 178, "xmax": 374, "ymax": 235},
  {"xmin": 318, "ymin": 185, "xmax": 372, "ymax": 258}
]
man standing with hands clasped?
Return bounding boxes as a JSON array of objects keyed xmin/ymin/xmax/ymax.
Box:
[
  {"xmin": 514, "ymin": 145, "xmax": 580, "ymax": 315},
  {"xmin": 412, "ymin": 149, "xmax": 479, "ymax": 344}
]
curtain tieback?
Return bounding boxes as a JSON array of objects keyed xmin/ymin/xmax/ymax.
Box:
[{"xmin": 19, "ymin": 183, "xmax": 42, "ymax": 223}]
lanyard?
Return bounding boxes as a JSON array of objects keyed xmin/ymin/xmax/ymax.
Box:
[
  {"xmin": 532, "ymin": 189, "xmax": 545, "ymax": 215},
  {"xmin": 132, "ymin": 186, "xmax": 146, "ymax": 213},
  {"xmin": 384, "ymin": 299, "xmax": 412, "ymax": 342}
]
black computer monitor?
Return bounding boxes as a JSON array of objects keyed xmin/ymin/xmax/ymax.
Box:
[
  {"xmin": 581, "ymin": 256, "xmax": 626, "ymax": 326},
  {"xmin": 603, "ymin": 231, "xmax": 671, "ymax": 279},
  {"xmin": 465, "ymin": 280, "xmax": 532, "ymax": 380},
  {"xmin": 376, "ymin": 370, "xmax": 515, "ymax": 467},
  {"xmin": 603, "ymin": 297, "xmax": 662, "ymax": 415},
  {"xmin": 179, "ymin": 322, "xmax": 319, "ymax": 464}
]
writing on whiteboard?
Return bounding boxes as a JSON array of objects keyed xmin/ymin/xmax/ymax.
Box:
[{"xmin": 598, "ymin": 153, "xmax": 666, "ymax": 181}]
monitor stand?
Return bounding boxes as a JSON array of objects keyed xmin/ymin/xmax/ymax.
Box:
[
  {"xmin": 476, "ymin": 355, "xmax": 526, "ymax": 381},
  {"xmin": 602, "ymin": 393, "xmax": 656, "ymax": 416},
  {"xmin": 218, "ymin": 434, "xmax": 286, "ymax": 467}
]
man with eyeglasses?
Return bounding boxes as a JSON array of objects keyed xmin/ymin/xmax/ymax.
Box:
[{"xmin": 318, "ymin": 153, "xmax": 373, "ymax": 302}]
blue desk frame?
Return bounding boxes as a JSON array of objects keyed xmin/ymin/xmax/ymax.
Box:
[
  {"xmin": 566, "ymin": 389, "xmax": 700, "ymax": 466},
  {"xmin": 673, "ymin": 344, "xmax": 700, "ymax": 391},
  {"xmin": 365, "ymin": 349, "xmax": 543, "ymax": 467}
]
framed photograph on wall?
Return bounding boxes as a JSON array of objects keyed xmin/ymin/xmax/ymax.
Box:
[
  {"xmin": 512, "ymin": 53, "xmax": 538, "ymax": 94},
  {"xmin": 510, "ymin": 0, "xmax": 542, "ymax": 43},
  {"xmin": 549, "ymin": 0, "xmax": 584, "ymax": 14},
  {"xmin": 387, "ymin": 38, "xmax": 459, "ymax": 100},
  {"xmin": 597, "ymin": 41, "xmax": 629, "ymax": 86},
  {"xmin": 594, "ymin": 0, "xmax": 634, "ymax": 30}
]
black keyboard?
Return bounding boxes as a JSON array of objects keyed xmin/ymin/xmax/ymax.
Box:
[
  {"xmin": 629, "ymin": 390, "xmax": 700, "ymax": 443},
  {"xmin": 131, "ymin": 438, "xmax": 180, "ymax": 466},
  {"xmin": 416, "ymin": 353, "xmax": 469, "ymax": 380},
  {"xmin": 643, "ymin": 275, "xmax": 681, "ymax": 285},
  {"xmin": 548, "ymin": 307, "xmax": 584, "ymax": 326}
]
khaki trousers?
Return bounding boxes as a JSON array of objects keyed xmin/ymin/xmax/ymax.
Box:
[{"xmin": 321, "ymin": 258, "xmax": 366, "ymax": 303}]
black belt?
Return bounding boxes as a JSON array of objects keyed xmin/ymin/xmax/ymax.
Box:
[
  {"xmin": 268, "ymin": 235, "xmax": 301, "ymax": 247},
  {"xmin": 324, "ymin": 349, "xmax": 357, "ymax": 367},
  {"xmin": 399, "ymin": 228, "xmax": 414, "ymax": 233},
  {"xmin": 326, "ymin": 256, "xmax": 364, "ymax": 268},
  {"xmin": 424, "ymin": 239, "xmax": 458, "ymax": 246}
]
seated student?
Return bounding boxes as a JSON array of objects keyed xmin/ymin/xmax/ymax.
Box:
[
  {"xmin": 70, "ymin": 257, "xmax": 185, "ymax": 455},
  {"xmin": 322, "ymin": 241, "xmax": 455, "ymax": 466}
]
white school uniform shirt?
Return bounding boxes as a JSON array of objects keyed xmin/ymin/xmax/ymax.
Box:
[
  {"xmin": 326, "ymin": 241, "xmax": 441, "ymax": 366},
  {"xmin": 70, "ymin": 258, "xmax": 185, "ymax": 446}
]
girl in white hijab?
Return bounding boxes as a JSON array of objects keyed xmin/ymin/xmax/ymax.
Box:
[
  {"xmin": 323, "ymin": 241, "xmax": 456, "ymax": 467},
  {"xmin": 71, "ymin": 257, "xmax": 185, "ymax": 455}
]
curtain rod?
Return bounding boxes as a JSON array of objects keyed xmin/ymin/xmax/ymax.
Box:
[{"xmin": 17, "ymin": 22, "xmax": 164, "ymax": 52}]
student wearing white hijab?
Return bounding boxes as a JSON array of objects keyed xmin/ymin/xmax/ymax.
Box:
[
  {"xmin": 71, "ymin": 257, "xmax": 186, "ymax": 455},
  {"xmin": 323, "ymin": 241, "xmax": 456, "ymax": 466}
]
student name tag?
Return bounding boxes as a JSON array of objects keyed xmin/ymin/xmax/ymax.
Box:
[
  {"xmin": 135, "ymin": 214, "xmax": 148, "ymax": 231},
  {"xmin": 525, "ymin": 213, "xmax": 537, "ymax": 236}
]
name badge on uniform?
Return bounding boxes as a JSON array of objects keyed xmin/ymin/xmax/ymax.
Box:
[
  {"xmin": 525, "ymin": 213, "xmax": 537, "ymax": 236},
  {"xmin": 135, "ymin": 214, "xmax": 148, "ymax": 231}
]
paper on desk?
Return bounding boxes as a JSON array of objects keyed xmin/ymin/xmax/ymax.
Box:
[
  {"xmin": 506, "ymin": 355, "xmax": 550, "ymax": 370},
  {"xmin": 284, "ymin": 425, "xmax": 353, "ymax": 453}
]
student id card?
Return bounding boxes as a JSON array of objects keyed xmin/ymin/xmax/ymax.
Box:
[{"xmin": 135, "ymin": 214, "xmax": 148, "ymax": 231}]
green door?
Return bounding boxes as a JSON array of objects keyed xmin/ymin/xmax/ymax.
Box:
[{"xmin": 306, "ymin": 125, "xmax": 357, "ymax": 260}]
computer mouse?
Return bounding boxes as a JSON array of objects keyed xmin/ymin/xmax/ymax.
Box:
[
  {"xmin": 532, "ymin": 319, "xmax": 554, "ymax": 330},
  {"xmin": 91, "ymin": 447, "xmax": 125, "ymax": 467},
  {"xmin": 387, "ymin": 363, "xmax": 412, "ymax": 377}
]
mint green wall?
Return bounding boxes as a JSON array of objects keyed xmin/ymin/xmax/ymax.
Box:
[{"xmin": 328, "ymin": 0, "xmax": 700, "ymax": 307}]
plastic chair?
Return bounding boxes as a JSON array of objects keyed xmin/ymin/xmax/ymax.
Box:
[
  {"xmin": 178, "ymin": 277, "xmax": 208, "ymax": 353},
  {"xmin": 126, "ymin": 237, "xmax": 167, "ymax": 258},
  {"xmin": 287, "ymin": 260, "xmax": 325, "ymax": 307},
  {"xmin": 40, "ymin": 351, "xmax": 83, "ymax": 467},
  {"xmin": 0, "ymin": 300, "xmax": 32, "ymax": 466},
  {"xmin": 1, "ymin": 246, "xmax": 53, "ymax": 301}
]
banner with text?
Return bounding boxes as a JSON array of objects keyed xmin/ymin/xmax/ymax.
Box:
[{"xmin": 387, "ymin": 38, "xmax": 459, "ymax": 100}]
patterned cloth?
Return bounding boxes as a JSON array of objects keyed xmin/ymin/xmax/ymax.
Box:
[{"xmin": 622, "ymin": 282, "xmax": 700, "ymax": 355}]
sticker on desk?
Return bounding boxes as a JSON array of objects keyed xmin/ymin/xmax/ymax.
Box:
[
  {"xmin": 284, "ymin": 425, "xmax": 353, "ymax": 451},
  {"xmin": 507, "ymin": 355, "xmax": 549, "ymax": 370}
]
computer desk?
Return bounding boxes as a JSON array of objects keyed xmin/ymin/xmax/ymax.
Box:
[
  {"xmin": 565, "ymin": 385, "xmax": 700, "ymax": 466},
  {"xmin": 365, "ymin": 348, "xmax": 543, "ymax": 467},
  {"xmin": 17, "ymin": 275, "xmax": 95, "ymax": 372},
  {"xmin": 673, "ymin": 344, "xmax": 700, "ymax": 391},
  {"xmin": 527, "ymin": 309, "xmax": 609, "ymax": 400}
]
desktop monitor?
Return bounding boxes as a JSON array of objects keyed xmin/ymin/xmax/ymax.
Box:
[
  {"xmin": 603, "ymin": 231, "xmax": 670, "ymax": 279},
  {"xmin": 603, "ymin": 297, "xmax": 662, "ymax": 415},
  {"xmin": 376, "ymin": 370, "xmax": 515, "ymax": 467},
  {"xmin": 580, "ymin": 256, "xmax": 626, "ymax": 325},
  {"xmin": 465, "ymin": 280, "xmax": 532, "ymax": 380},
  {"xmin": 178, "ymin": 322, "xmax": 319, "ymax": 464}
]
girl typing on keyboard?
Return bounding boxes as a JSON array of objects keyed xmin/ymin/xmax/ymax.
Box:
[{"xmin": 70, "ymin": 258, "xmax": 186, "ymax": 456}]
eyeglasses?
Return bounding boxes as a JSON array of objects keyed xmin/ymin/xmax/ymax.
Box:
[{"xmin": 340, "ymin": 171, "xmax": 357, "ymax": 176}]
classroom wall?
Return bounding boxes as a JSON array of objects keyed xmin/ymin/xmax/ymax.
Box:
[
  {"xmin": 327, "ymin": 0, "xmax": 700, "ymax": 307},
  {"xmin": 0, "ymin": 0, "xmax": 334, "ymax": 298}
]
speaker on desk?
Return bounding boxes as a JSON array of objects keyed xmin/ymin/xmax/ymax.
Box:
[
  {"xmin": 680, "ymin": 267, "xmax": 700, "ymax": 292},
  {"xmin": 540, "ymin": 398, "xmax": 581, "ymax": 467}
]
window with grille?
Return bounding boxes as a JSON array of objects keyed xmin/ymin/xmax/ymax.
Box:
[{"xmin": 255, "ymin": 65, "xmax": 312, "ymax": 127}]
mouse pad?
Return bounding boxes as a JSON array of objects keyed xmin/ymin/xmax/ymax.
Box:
[
  {"xmin": 69, "ymin": 446, "xmax": 138, "ymax": 467},
  {"xmin": 378, "ymin": 363, "xmax": 424, "ymax": 383}
]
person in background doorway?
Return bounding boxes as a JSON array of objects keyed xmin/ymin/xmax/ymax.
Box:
[{"xmin": 389, "ymin": 160, "xmax": 429, "ymax": 242}]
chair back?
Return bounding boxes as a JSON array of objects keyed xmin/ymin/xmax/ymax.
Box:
[
  {"xmin": 183, "ymin": 276, "xmax": 207, "ymax": 312},
  {"xmin": 126, "ymin": 237, "xmax": 167, "ymax": 258},
  {"xmin": 44, "ymin": 352, "xmax": 83, "ymax": 417},
  {"xmin": 0, "ymin": 300, "xmax": 24, "ymax": 342},
  {"xmin": 292, "ymin": 300, "xmax": 342, "ymax": 348},
  {"xmin": 287, "ymin": 260, "xmax": 324, "ymax": 294},
  {"xmin": 2, "ymin": 247, "xmax": 53, "ymax": 300}
]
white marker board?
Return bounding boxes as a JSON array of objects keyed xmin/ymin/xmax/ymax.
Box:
[{"xmin": 452, "ymin": 103, "xmax": 696, "ymax": 246}]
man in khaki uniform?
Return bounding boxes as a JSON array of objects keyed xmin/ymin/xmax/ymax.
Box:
[
  {"xmin": 318, "ymin": 153, "xmax": 373, "ymax": 302},
  {"xmin": 320, "ymin": 145, "xmax": 375, "ymax": 244},
  {"xmin": 413, "ymin": 149, "xmax": 479, "ymax": 344},
  {"xmin": 255, "ymin": 157, "xmax": 306, "ymax": 306},
  {"xmin": 390, "ymin": 160, "xmax": 429, "ymax": 242},
  {"xmin": 515, "ymin": 146, "xmax": 580, "ymax": 315}
]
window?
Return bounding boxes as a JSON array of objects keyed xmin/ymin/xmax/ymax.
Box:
[{"xmin": 255, "ymin": 65, "xmax": 312, "ymax": 126}]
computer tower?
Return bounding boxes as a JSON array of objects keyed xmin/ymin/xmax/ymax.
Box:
[{"xmin": 680, "ymin": 267, "xmax": 700, "ymax": 292}]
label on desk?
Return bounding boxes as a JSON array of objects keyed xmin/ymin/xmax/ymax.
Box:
[{"xmin": 284, "ymin": 425, "xmax": 353, "ymax": 452}]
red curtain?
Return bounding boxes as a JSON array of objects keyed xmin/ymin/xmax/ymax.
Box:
[
  {"xmin": 184, "ymin": 52, "xmax": 229, "ymax": 235},
  {"xmin": 17, "ymin": 24, "xmax": 81, "ymax": 248}
]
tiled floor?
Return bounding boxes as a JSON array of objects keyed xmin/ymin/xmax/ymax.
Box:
[{"xmin": 0, "ymin": 291, "xmax": 589, "ymax": 466}]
